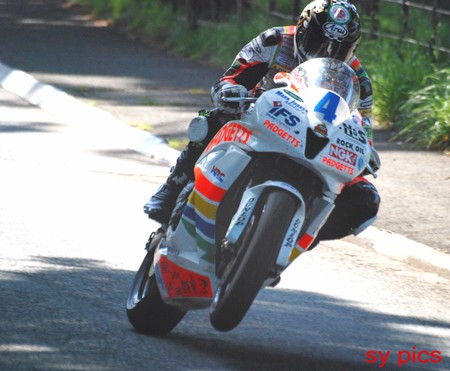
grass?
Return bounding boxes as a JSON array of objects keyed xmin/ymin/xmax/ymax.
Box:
[
  {"xmin": 357, "ymin": 40, "xmax": 432, "ymax": 126},
  {"xmin": 167, "ymin": 137, "xmax": 189, "ymax": 150},
  {"xmin": 395, "ymin": 68, "xmax": 449, "ymax": 150},
  {"xmin": 139, "ymin": 97, "xmax": 157, "ymax": 106},
  {"xmin": 129, "ymin": 121, "xmax": 153, "ymax": 131}
]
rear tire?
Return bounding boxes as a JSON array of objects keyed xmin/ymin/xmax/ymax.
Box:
[
  {"xmin": 126, "ymin": 249, "xmax": 186, "ymax": 336},
  {"xmin": 210, "ymin": 189, "xmax": 297, "ymax": 332}
]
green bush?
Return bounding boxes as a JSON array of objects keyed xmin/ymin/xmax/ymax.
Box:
[
  {"xmin": 395, "ymin": 68, "xmax": 449, "ymax": 150},
  {"xmin": 357, "ymin": 40, "xmax": 431, "ymax": 127}
]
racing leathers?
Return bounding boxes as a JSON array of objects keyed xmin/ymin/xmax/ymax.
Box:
[
  {"xmin": 212, "ymin": 26, "xmax": 374, "ymax": 143},
  {"xmin": 144, "ymin": 26, "xmax": 380, "ymax": 246}
]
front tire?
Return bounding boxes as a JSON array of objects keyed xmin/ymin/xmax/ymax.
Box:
[
  {"xmin": 210, "ymin": 189, "xmax": 297, "ymax": 332},
  {"xmin": 126, "ymin": 247, "xmax": 186, "ymax": 336}
]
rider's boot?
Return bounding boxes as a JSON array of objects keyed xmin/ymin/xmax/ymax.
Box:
[
  {"xmin": 143, "ymin": 144, "xmax": 200, "ymax": 225},
  {"xmin": 144, "ymin": 109, "xmax": 231, "ymax": 224}
]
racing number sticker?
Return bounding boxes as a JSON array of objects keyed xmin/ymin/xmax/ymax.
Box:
[{"xmin": 314, "ymin": 91, "xmax": 340, "ymax": 124}]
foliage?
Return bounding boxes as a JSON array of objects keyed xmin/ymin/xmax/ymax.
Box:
[
  {"xmin": 356, "ymin": 40, "xmax": 431, "ymax": 127},
  {"xmin": 171, "ymin": 13, "xmax": 274, "ymax": 69},
  {"xmin": 73, "ymin": 0, "xmax": 450, "ymax": 151},
  {"xmin": 395, "ymin": 68, "xmax": 449, "ymax": 150}
]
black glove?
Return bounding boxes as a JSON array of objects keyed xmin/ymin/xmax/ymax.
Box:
[{"xmin": 211, "ymin": 83, "xmax": 249, "ymax": 114}]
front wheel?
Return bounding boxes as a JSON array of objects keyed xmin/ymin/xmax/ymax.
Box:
[
  {"xmin": 126, "ymin": 236, "xmax": 186, "ymax": 336},
  {"xmin": 210, "ymin": 189, "xmax": 297, "ymax": 332}
]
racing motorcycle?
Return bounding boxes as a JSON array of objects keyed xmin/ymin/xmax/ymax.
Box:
[{"xmin": 126, "ymin": 58, "xmax": 378, "ymax": 335}]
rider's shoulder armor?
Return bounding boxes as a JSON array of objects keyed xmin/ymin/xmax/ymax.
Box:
[{"xmin": 260, "ymin": 28, "xmax": 282, "ymax": 47}]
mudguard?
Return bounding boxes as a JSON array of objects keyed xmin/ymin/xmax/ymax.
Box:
[{"xmin": 224, "ymin": 180, "xmax": 306, "ymax": 268}]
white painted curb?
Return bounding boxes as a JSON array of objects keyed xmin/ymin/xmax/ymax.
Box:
[
  {"xmin": 357, "ymin": 227, "xmax": 450, "ymax": 276},
  {"xmin": 0, "ymin": 61, "xmax": 179, "ymax": 167},
  {"xmin": 1, "ymin": 60, "xmax": 448, "ymax": 277}
]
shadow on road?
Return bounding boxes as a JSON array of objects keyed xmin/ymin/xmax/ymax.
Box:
[
  {"xmin": 0, "ymin": 256, "xmax": 448, "ymax": 370},
  {"xmin": 0, "ymin": 0, "xmax": 220, "ymax": 94}
]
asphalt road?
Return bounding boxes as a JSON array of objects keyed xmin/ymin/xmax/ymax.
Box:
[
  {"xmin": 0, "ymin": 86, "xmax": 449, "ymax": 370},
  {"xmin": 0, "ymin": 1, "xmax": 450, "ymax": 370}
]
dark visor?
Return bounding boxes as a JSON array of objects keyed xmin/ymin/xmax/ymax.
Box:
[{"xmin": 297, "ymin": 32, "xmax": 356, "ymax": 62}]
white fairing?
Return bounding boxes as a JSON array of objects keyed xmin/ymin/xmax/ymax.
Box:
[
  {"xmin": 237, "ymin": 86, "xmax": 371, "ymax": 193},
  {"xmin": 154, "ymin": 58, "xmax": 373, "ymax": 309}
]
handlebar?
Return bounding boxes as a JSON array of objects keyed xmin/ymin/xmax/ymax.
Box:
[{"xmin": 220, "ymin": 97, "xmax": 258, "ymax": 103}]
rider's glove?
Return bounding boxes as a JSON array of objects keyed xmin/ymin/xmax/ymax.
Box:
[{"xmin": 211, "ymin": 83, "xmax": 249, "ymax": 114}]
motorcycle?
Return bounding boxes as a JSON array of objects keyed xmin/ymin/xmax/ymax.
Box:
[{"xmin": 126, "ymin": 58, "xmax": 378, "ymax": 335}]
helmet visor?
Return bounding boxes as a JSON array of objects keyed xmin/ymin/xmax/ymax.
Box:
[{"xmin": 297, "ymin": 29, "xmax": 357, "ymax": 63}]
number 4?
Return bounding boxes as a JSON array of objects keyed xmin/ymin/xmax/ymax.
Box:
[{"xmin": 314, "ymin": 92, "xmax": 340, "ymax": 123}]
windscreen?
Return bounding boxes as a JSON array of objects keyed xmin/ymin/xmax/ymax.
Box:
[{"xmin": 289, "ymin": 58, "xmax": 360, "ymax": 113}]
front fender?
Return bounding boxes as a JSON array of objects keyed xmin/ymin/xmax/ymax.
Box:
[{"xmin": 225, "ymin": 181, "xmax": 306, "ymax": 268}]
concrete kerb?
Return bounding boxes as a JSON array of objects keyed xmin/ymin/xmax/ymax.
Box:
[
  {"xmin": 1, "ymin": 60, "xmax": 449, "ymax": 278},
  {"xmin": 0, "ymin": 61, "xmax": 180, "ymax": 167},
  {"xmin": 356, "ymin": 227, "xmax": 450, "ymax": 279}
]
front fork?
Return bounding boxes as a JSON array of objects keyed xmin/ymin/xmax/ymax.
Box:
[
  {"xmin": 223, "ymin": 181, "xmax": 306, "ymax": 269},
  {"xmin": 145, "ymin": 227, "xmax": 165, "ymax": 253},
  {"xmin": 223, "ymin": 181, "xmax": 336, "ymax": 273}
]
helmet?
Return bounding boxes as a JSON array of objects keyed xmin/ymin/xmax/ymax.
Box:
[{"xmin": 295, "ymin": 0, "xmax": 361, "ymax": 63}]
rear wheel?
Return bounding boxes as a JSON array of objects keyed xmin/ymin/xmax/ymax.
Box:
[
  {"xmin": 210, "ymin": 189, "xmax": 297, "ymax": 332},
  {"xmin": 126, "ymin": 233, "xmax": 186, "ymax": 336}
]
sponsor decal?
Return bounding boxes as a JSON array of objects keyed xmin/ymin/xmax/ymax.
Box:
[
  {"xmin": 277, "ymin": 39, "xmax": 296, "ymax": 67},
  {"xmin": 235, "ymin": 197, "xmax": 255, "ymax": 226},
  {"xmin": 291, "ymin": 68, "xmax": 305, "ymax": 83},
  {"xmin": 263, "ymin": 119, "xmax": 301, "ymax": 147},
  {"xmin": 268, "ymin": 106, "xmax": 301, "ymax": 126},
  {"xmin": 323, "ymin": 23, "xmax": 349, "ymax": 40},
  {"xmin": 285, "ymin": 218, "xmax": 301, "ymax": 248},
  {"xmin": 283, "ymin": 89, "xmax": 303, "ymax": 102},
  {"xmin": 342, "ymin": 123, "xmax": 367, "ymax": 144},
  {"xmin": 273, "ymin": 101, "xmax": 282, "ymax": 107},
  {"xmin": 313, "ymin": 123, "xmax": 328, "ymax": 137},
  {"xmin": 211, "ymin": 165, "xmax": 225, "ymax": 182},
  {"xmin": 357, "ymin": 157, "xmax": 365, "ymax": 170},
  {"xmin": 336, "ymin": 138, "xmax": 365, "ymax": 154},
  {"xmin": 274, "ymin": 90, "xmax": 307, "ymax": 114},
  {"xmin": 329, "ymin": 144, "xmax": 357, "ymax": 166},
  {"xmin": 322, "ymin": 155, "xmax": 354, "ymax": 175},
  {"xmin": 275, "ymin": 90, "xmax": 291, "ymax": 100},
  {"xmin": 328, "ymin": 4, "xmax": 351, "ymax": 24},
  {"xmin": 205, "ymin": 122, "xmax": 252, "ymax": 152}
]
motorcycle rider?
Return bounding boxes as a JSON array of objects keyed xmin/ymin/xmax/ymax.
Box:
[{"xmin": 144, "ymin": 0, "xmax": 380, "ymax": 249}]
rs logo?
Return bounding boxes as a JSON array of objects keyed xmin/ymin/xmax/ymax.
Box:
[{"xmin": 268, "ymin": 107, "xmax": 301, "ymax": 126}]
